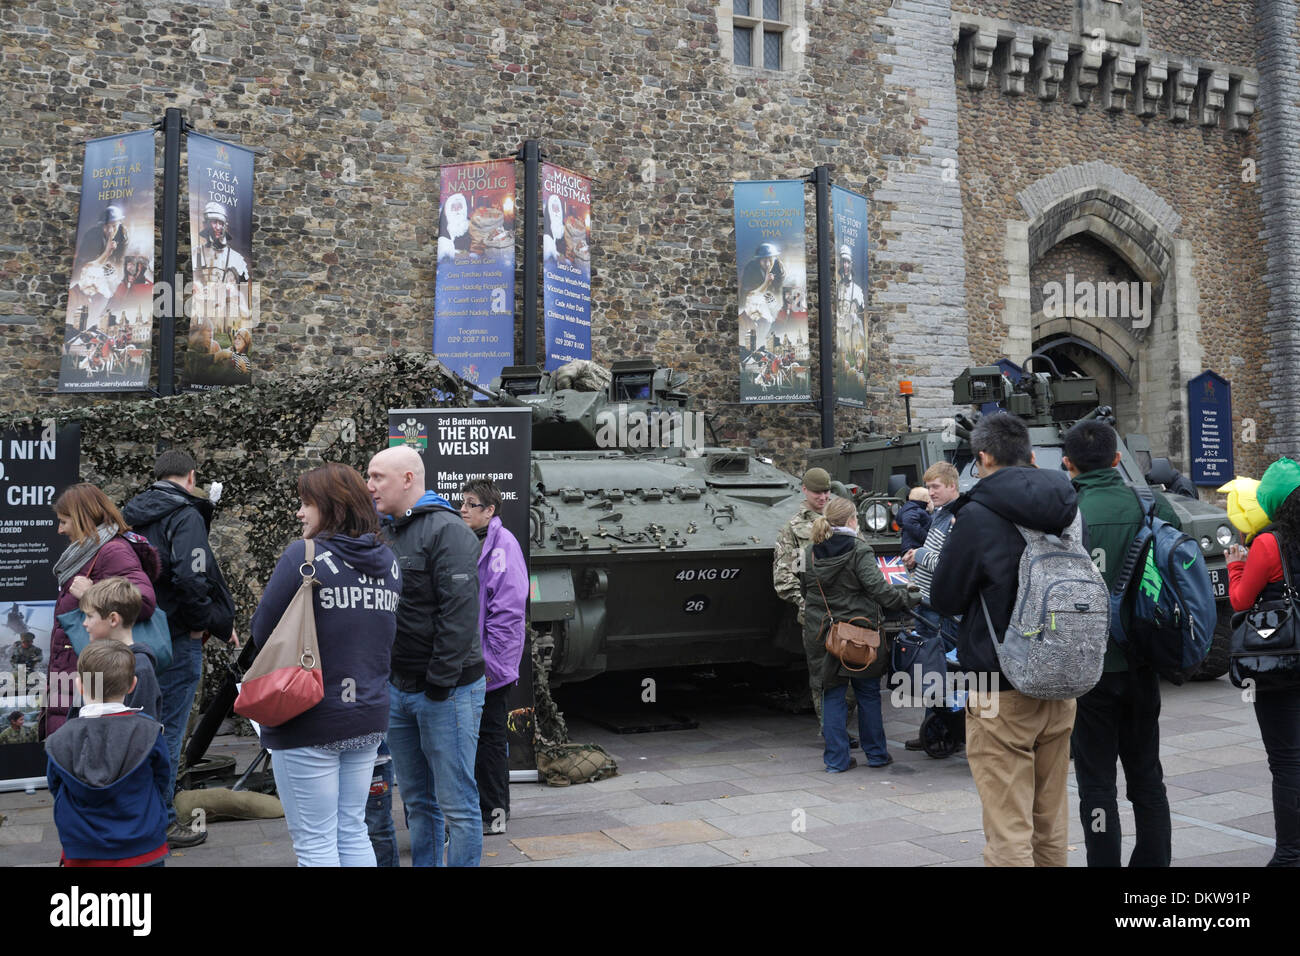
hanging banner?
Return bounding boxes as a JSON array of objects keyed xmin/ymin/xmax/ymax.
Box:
[
  {"xmin": 434, "ymin": 160, "xmax": 517, "ymax": 388},
  {"xmin": 388, "ymin": 407, "xmax": 536, "ymax": 777},
  {"xmin": 0, "ymin": 424, "xmax": 80, "ymax": 788},
  {"xmin": 734, "ymin": 181, "xmax": 810, "ymax": 404},
  {"xmin": 831, "ymin": 185, "xmax": 869, "ymax": 408},
  {"xmin": 542, "ymin": 162, "xmax": 593, "ymax": 369},
  {"xmin": 540, "ymin": 162, "xmax": 592, "ymax": 369},
  {"xmin": 58, "ymin": 130, "xmax": 156, "ymax": 393},
  {"xmin": 182, "ymin": 132, "xmax": 256, "ymax": 392},
  {"xmin": 1189, "ymin": 371, "xmax": 1234, "ymax": 485}
]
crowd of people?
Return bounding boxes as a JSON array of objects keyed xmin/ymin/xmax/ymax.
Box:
[
  {"xmin": 774, "ymin": 419, "xmax": 1300, "ymax": 868},
  {"xmin": 39, "ymin": 446, "xmax": 527, "ymax": 868}
]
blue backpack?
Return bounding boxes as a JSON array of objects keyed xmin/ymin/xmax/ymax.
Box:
[{"xmin": 1109, "ymin": 486, "xmax": 1217, "ymax": 683}]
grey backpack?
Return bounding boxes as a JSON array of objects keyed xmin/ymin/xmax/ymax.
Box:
[{"xmin": 979, "ymin": 510, "xmax": 1109, "ymax": 700}]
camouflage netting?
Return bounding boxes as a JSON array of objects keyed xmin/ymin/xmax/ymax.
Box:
[{"xmin": 4, "ymin": 350, "xmax": 471, "ymax": 738}]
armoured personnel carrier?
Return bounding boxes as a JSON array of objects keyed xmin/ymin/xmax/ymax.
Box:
[
  {"xmin": 806, "ymin": 357, "xmax": 1237, "ymax": 679},
  {"xmin": 482, "ymin": 359, "xmax": 806, "ymax": 686}
]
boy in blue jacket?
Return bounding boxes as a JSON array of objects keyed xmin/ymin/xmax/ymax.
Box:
[{"xmin": 46, "ymin": 640, "xmax": 170, "ymax": 867}]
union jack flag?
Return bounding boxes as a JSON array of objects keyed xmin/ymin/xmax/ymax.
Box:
[{"xmin": 877, "ymin": 556, "xmax": 911, "ymax": 587}]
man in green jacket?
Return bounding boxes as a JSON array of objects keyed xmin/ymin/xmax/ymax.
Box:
[{"xmin": 1062, "ymin": 420, "xmax": 1180, "ymax": 868}]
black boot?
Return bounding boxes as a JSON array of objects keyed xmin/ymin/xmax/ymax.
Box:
[{"xmin": 1270, "ymin": 784, "xmax": 1300, "ymax": 867}]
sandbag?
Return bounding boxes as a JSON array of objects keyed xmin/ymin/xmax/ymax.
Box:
[
  {"xmin": 174, "ymin": 787, "xmax": 284, "ymax": 823},
  {"xmin": 535, "ymin": 742, "xmax": 618, "ymax": 787}
]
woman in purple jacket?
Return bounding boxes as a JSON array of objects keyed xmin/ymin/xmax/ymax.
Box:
[
  {"xmin": 460, "ymin": 479, "xmax": 528, "ymax": 835},
  {"xmin": 44, "ymin": 484, "xmax": 158, "ymax": 738}
]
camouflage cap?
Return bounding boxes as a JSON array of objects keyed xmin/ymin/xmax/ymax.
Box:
[{"xmin": 802, "ymin": 467, "xmax": 831, "ymax": 492}]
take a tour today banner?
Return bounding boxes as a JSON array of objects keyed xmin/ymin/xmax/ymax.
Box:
[
  {"xmin": 734, "ymin": 180, "xmax": 810, "ymax": 404},
  {"xmin": 58, "ymin": 130, "xmax": 155, "ymax": 394},
  {"xmin": 832, "ymin": 185, "xmax": 869, "ymax": 408},
  {"xmin": 542, "ymin": 162, "xmax": 593, "ymax": 369},
  {"xmin": 434, "ymin": 160, "xmax": 517, "ymax": 389},
  {"xmin": 183, "ymin": 132, "xmax": 256, "ymax": 391}
]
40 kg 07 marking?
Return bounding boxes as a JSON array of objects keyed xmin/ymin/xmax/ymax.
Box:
[{"xmin": 674, "ymin": 568, "xmax": 740, "ymax": 581}]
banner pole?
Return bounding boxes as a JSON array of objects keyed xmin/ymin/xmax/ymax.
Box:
[
  {"xmin": 813, "ymin": 165, "xmax": 834, "ymax": 448},
  {"xmin": 158, "ymin": 107, "xmax": 186, "ymax": 397},
  {"xmin": 521, "ymin": 139, "xmax": 542, "ymax": 367}
]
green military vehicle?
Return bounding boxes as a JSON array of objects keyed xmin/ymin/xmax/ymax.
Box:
[
  {"xmin": 482, "ymin": 359, "xmax": 806, "ymax": 686},
  {"xmin": 806, "ymin": 359, "xmax": 1236, "ymax": 680}
]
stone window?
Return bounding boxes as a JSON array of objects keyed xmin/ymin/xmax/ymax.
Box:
[{"xmin": 718, "ymin": 0, "xmax": 806, "ymax": 75}]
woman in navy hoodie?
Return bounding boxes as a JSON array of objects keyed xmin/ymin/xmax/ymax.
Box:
[{"xmin": 251, "ymin": 463, "xmax": 400, "ymax": 867}]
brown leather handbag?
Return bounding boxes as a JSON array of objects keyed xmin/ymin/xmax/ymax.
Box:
[{"xmin": 814, "ymin": 559, "xmax": 881, "ymax": 672}]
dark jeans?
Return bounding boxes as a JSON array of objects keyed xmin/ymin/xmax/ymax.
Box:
[
  {"xmin": 365, "ymin": 739, "xmax": 398, "ymax": 867},
  {"xmin": 1253, "ymin": 690, "xmax": 1300, "ymax": 866},
  {"xmin": 476, "ymin": 685, "xmax": 511, "ymax": 827},
  {"xmin": 1072, "ymin": 667, "xmax": 1171, "ymax": 867}
]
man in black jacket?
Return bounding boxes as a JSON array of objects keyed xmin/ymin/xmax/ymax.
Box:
[
  {"xmin": 931, "ymin": 414, "xmax": 1080, "ymax": 867},
  {"xmin": 367, "ymin": 445, "xmax": 484, "ymax": 868},
  {"xmin": 122, "ymin": 449, "xmax": 236, "ymax": 849}
]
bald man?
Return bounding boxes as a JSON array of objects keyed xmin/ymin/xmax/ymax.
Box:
[{"xmin": 366, "ymin": 446, "xmax": 485, "ymax": 867}]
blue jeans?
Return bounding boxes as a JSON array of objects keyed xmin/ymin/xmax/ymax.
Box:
[
  {"xmin": 387, "ymin": 677, "xmax": 485, "ymax": 867},
  {"xmin": 271, "ymin": 743, "xmax": 379, "ymax": 867},
  {"xmin": 823, "ymin": 676, "xmax": 888, "ymax": 769},
  {"xmin": 365, "ymin": 739, "xmax": 398, "ymax": 867},
  {"xmin": 157, "ymin": 634, "xmax": 204, "ymax": 825}
]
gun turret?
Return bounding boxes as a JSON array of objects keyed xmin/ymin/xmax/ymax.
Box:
[{"xmin": 951, "ymin": 354, "xmax": 1101, "ymax": 428}]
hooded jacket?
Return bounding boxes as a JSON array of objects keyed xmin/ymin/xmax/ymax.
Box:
[
  {"xmin": 45, "ymin": 537, "xmax": 157, "ymax": 738},
  {"xmin": 799, "ymin": 531, "xmax": 918, "ymax": 687},
  {"xmin": 477, "ymin": 516, "xmax": 529, "ymax": 692},
  {"xmin": 383, "ymin": 491, "xmax": 483, "ymax": 699},
  {"xmin": 45, "ymin": 710, "xmax": 169, "ymax": 863},
  {"xmin": 931, "ymin": 466, "xmax": 1079, "ymax": 682},
  {"xmin": 250, "ymin": 533, "xmax": 400, "ymax": 750},
  {"xmin": 124, "ymin": 642, "xmax": 162, "ymax": 719},
  {"xmin": 122, "ymin": 481, "xmax": 235, "ymax": 641},
  {"xmin": 898, "ymin": 500, "xmax": 932, "ymax": 553}
]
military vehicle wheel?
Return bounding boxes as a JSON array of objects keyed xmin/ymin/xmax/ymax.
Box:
[{"xmin": 1189, "ymin": 607, "xmax": 1233, "ymax": 681}]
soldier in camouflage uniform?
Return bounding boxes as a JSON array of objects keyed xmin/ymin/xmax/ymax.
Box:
[
  {"xmin": 0, "ymin": 710, "xmax": 36, "ymax": 745},
  {"xmin": 9, "ymin": 632, "xmax": 41, "ymax": 673},
  {"xmin": 773, "ymin": 468, "xmax": 856, "ymax": 736}
]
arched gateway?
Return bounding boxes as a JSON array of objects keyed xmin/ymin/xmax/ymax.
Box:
[{"xmin": 999, "ymin": 162, "xmax": 1203, "ymax": 470}]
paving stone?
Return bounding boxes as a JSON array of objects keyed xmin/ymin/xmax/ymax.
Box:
[
  {"xmin": 1220, "ymin": 812, "xmax": 1276, "ymax": 837},
  {"xmin": 661, "ymin": 765, "xmax": 757, "ymax": 784},
  {"xmin": 668, "ymin": 749, "xmax": 774, "ymax": 768},
  {"xmin": 1171, "ymin": 845, "xmax": 1276, "ymax": 867},
  {"xmin": 517, "ymin": 842, "xmax": 735, "ymax": 867},
  {"xmin": 731, "ymin": 756, "xmax": 828, "ymax": 776},
  {"xmin": 603, "ymin": 819, "xmax": 730, "ymax": 850},
  {"xmin": 899, "ymin": 806, "xmax": 988, "ymax": 834},
  {"xmin": 727, "ymin": 856, "xmax": 813, "ymax": 866},
  {"xmin": 805, "ymin": 840, "xmax": 951, "ymax": 867},
  {"xmin": 511, "ymin": 830, "xmax": 626, "ymax": 861},
  {"xmin": 703, "ymin": 809, "xmax": 834, "ymax": 838},
  {"xmin": 1169, "ymin": 791, "xmax": 1275, "ymax": 823},
  {"xmin": 1179, "ymin": 744, "xmax": 1266, "ymax": 768},
  {"xmin": 627, "ymin": 781, "xmax": 747, "ymax": 804},
  {"xmin": 585, "ymin": 771, "xmax": 680, "ymax": 792},
  {"xmin": 807, "ymin": 797, "xmax": 912, "ymax": 825},
  {"xmin": 707, "ymin": 831, "xmax": 829, "ymax": 862},
  {"xmin": 608, "ymin": 799, "xmax": 737, "ymax": 826},
  {"xmin": 708, "ymin": 789, "xmax": 830, "ymax": 815},
  {"xmin": 1167, "ymin": 765, "xmax": 1275, "ymax": 794},
  {"xmin": 0, "ymin": 824, "xmax": 44, "ymax": 845},
  {"xmin": 481, "ymin": 842, "xmax": 531, "ymax": 866},
  {"xmin": 721, "ymin": 773, "xmax": 825, "ymax": 795},
  {"xmin": 499, "ymin": 811, "xmax": 629, "ymax": 839},
  {"xmin": 1162, "ymin": 729, "xmax": 1258, "ymax": 751},
  {"xmin": 1170, "ymin": 826, "xmax": 1267, "ymax": 860},
  {"xmin": 886, "ymin": 788, "xmax": 984, "ymax": 813},
  {"xmin": 906, "ymin": 828, "xmax": 987, "ymax": 860},
  {"xmin": 803, "ymin": 816, "xmax": 939, "ymax": 849}
]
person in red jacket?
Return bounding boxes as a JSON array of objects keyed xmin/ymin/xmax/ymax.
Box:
[
  {"xmin": 1226, "ymin": 457, "xmax": 1300, "ymax": 866},
  {"xmin": 42, "ymin": 484, "xmax": 157, "ymax": 739}
]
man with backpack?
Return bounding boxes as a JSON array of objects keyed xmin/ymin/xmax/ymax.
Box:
[
  {"xmin": 122, "ymin": 449, "xmax": 236, "ymax": 850},
  {"xmin": 931, "ymin": 414, "xmax": 1087, "ymax": 866},
  {"xmin": 1062, "ymin": 420, "xmax": 1180, "ymax": 867}
]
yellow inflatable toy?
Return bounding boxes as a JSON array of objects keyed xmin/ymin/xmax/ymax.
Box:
[{"xmin": 1217, "ymin": 476, "xmax": 1269, "ymax": 542}]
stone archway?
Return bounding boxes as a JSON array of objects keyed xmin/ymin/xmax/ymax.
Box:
[{"xmin": 1000, "ymin": 162, "xmax": 1202, "ymax": 468}]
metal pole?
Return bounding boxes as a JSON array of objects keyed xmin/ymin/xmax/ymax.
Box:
[
  {"xmin": 521, "ymin": 140, "xmax": 541, "ymax": 366},
  {"xmin": 813, "ymin": 165, "xmax": 834, "ymax": 448},
  {"xmin": 158, "ymin": 107, "xmax": 185, "ymax": 396}
]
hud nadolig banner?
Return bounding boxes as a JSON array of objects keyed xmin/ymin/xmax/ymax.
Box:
[
  {"xmin": 541, "ymin": 162, "xmax": 592, "ymax": 369},
  {"xmin": 734, "ymin": 180, "xmax": 810, "ymax": 404},
  {"xmin": 434, "ymin": 160, "xmax": 517, "ymax": 388},
  {"xmin": 831, "ymin": 185, "xmax": 869, "ymax": 408},
  {"xmin": 58, "ymin": 130, "xmax": 155, "ymax": 394},
  {"xmin": 183, "ymin": 132, "xmax": 255, "ymax": 392}
]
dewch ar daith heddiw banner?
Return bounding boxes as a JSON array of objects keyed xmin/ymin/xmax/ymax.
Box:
[
  {"xmin": 734, "ymin": 181, "xmax": 810, "ymax": 404},
  {"xmin": 434, "ymin": 160, "xmax": 517, "ymax": 388},
  {"xmin": 183, "ymin": 132, "xmax": 256, "ymax": 392},
  {"xmin": 58, "ymin": 130, "xmax": 155, "ymax": 394},
  {"xmin": 831, "ymin": 185, "xmax": 869, "ymax": 408}
]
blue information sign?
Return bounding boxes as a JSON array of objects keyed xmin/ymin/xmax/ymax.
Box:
[{"xmin": 1188, "ymin": 371, "xmax": 1233, "ymax": 486}]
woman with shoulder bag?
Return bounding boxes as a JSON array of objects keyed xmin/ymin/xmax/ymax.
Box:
[
  {"xmin": 800, "ymin": 496, "xmax": 919, "ymax": 772},
  {"xmin": 44, "ymin": 484, "xmax": 159, "ymax": 738},
  {"xmin": 249, "ymin": 463, "xmax": 400, "ymax": 867},
  {"xmin": 1226, "ymin": 457, "xmax": 1300, "ymax": 866}
]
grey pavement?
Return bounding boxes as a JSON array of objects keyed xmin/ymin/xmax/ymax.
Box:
[{"xmin": 0, "ymin": 677, "xmax": 1278, "ymax": 867}]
